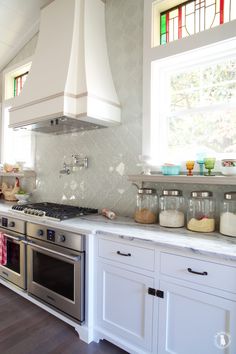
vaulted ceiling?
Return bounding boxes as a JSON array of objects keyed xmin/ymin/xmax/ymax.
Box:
[{"xmin": 0, "ymin": 0, "xmax": 52, "ymax": 71}]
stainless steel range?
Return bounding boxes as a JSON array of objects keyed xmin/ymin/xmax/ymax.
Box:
[
  {"xmin": 11, "ymin": 202, "xmax": 98, "ymax": 221},
  {"xmin": 25, "ymin": 222, "xmax": 85, "ymax": 323},
  {"xmin": 0, "ymin": 216, "xmax": 26, "ymax": 289}
]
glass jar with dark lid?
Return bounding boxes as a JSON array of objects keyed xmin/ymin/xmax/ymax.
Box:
[
  {"xmin": 187, "ymin": 191, "xmax": 215, "ymax": 232},
  {"xmin": 134, "ymin": 188, "xmax": 158, "ymax": 224},
  {"xmin": 159, "ymin": 189, "xmax": 185, "ymax": 228},
  {"xmin": 220, "ymin": 192, "xmax": 236, "ymax": 237}
]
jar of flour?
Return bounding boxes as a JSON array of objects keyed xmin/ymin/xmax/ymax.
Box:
[
  {"xmin": 220, "ymin": 192, "xmax": 236, "ymax": 237},
  {"xmin": 159, "ymin": 189, "xmax": 185, "ymax": 228}
]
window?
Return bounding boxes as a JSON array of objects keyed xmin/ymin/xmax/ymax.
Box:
[
  {"xmin": 143, "ymin": 0, "xmax": 236, "ymax": 167},
  {"xmin": 1, "ymin": 59, "xmax": 34, "ymax": 167},
  {"xmin": 1, "ymin": 106, "xmax": 34, "ymax": 166},
  {"xmin": 159, "ymin": 0, "xmax": 236, "ymax": 45},
  {"xmin": 14, "ymin": 71, "xmax": 29, "ymax": 97},
  {"xmin": 151, "ymin": 39, "xmax": 236, "ymax": 164}
]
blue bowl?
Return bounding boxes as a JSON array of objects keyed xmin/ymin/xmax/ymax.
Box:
[{"xmin": 161, "ymin": 165, "xmax": 180, "ymax": 175}]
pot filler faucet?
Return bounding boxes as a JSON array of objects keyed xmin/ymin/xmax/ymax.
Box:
[{"xmin": 59, "ymin": 154, "xmax": 88, "ymax": 175}]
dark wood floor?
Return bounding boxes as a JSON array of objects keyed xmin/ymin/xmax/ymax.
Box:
[{"xmin": 0, "ymin": 285, "xmax": 128, "ymax": 354}]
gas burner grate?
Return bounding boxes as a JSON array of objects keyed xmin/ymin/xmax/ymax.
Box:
[{"xmin": 11, "ymin": 202, "xmax": 98, "ymax": 220}]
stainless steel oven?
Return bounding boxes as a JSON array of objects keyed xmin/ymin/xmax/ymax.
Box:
[
  {"xmin": 25, "ymin": 222, "xmax": 85, "ymax": 323},
  {"xmin": 0, "ymin": 216, "xmax": 26, "ymax": 289}
]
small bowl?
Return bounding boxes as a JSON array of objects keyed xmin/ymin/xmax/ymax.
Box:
[
  {"xmin": 15, "ymin": 193, "xmax": 30, "ymax": 205},
  {"xmin": 161, "ymin": 165, "xmax": 180, "ymax": 175},
  {"xmin": 221, "ymin": 159, "xmax": 236, "ymax": 176}
]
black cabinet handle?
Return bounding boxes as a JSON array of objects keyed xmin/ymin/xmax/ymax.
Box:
[
  {"xmin": 117, "ymin": 251, "xmax": 131, "ymax": 257},
  {"xmin": 187, "ymin": 267, "xmax": 208, "ymax": 276}
]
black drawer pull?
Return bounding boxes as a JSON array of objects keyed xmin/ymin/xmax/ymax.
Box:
[
  {"xmin": 187, "ymin": 267, "xmax": 208, "ymax": 276},
  {"xmin": 117, "ymin": 251, "xmax": 131, "ymax": 257}
]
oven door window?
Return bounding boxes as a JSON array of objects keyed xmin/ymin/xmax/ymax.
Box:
[
  {"xmin": 5, "ymin": 239, "xmax": 20, "ymax": 274},
  {"xmin": 32, "ymin": 251, "xmax": 74, "ymax": 301}
]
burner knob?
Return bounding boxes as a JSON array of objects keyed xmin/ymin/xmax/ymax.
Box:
[
  {"xmin": 58, "ymin": 235, "xmax": 66, "ymax": 243},
  {"xmin": 37, "ymin": 229, "xmax": 44, "ymax": 237},
  {"xmin": 9, "ymin": 221, "xmax": 15, "ymax": 227}
]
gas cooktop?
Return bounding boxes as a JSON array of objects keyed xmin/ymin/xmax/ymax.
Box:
[{"xmin": 11, "ymin": 202, "xmax": 98, "ymax": 221}]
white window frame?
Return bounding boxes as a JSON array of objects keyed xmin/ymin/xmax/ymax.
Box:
[
  {"xmin": 1, "ymin": 57, "xmax": 35, "ymax": 167},
  {"xmin": 143, "ymin": 0, "xmax": 236, "ymax": 164},
  {"xmin": 151, "ymin": 38, "xmax": 236, "ymax": 165}
]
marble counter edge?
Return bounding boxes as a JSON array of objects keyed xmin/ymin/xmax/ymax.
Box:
[{"xmin": 95, "ymin": 229, "xmax": 236, "ymax": 262}]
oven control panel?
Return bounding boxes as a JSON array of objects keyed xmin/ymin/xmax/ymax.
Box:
[
  {"xmin": 26, "ymin": 222, "xmax": 85, "ymax": 251},
  {"xmin": 47, "ymin": 229, "xmax": 55, "ymax": 242},
  {"xmin": 0, "ymin": 216, "xmax": 26, "ymax": 234}
]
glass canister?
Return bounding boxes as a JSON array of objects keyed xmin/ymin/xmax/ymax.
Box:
[
  {"xmin": 220, "ymin": 192, "xmax": 236, "ymax": 237},
  {"xmin": 159, "ymin": 190, "xmax": 185, "ymax": 228},
  {"xmin": 134, "ymin": 188, "xmax": 158, "ymax": 224},
  {"xmin": 187, "ymin": 191, "xmax": 215, "ymax": 232}
]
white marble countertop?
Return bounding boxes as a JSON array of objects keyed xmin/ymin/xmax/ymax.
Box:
[{"xmin": 1, "ymin": 201, "xmax": 236, "ymax": 262}]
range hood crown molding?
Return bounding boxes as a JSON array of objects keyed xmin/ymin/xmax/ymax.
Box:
[{"xmin": 9, "ymin": 0, "xmax": 121, "ymax": 134}]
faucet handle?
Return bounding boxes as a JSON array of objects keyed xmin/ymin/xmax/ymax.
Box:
[{"xmin": 72, "ymin": 154, "xmax": 88, "ymax": 168}]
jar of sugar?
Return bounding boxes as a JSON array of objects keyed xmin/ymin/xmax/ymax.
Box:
[
  {"xmin": 220, "ymin": 192, "xmax": 236, "ymax": 237},
  {"xmin": 187, "ymin": 191, "xmax": 216, "ymax": 232},
  {"xmin": 159, "ymin": 190, "xmax": 185, "ymax": 228}
]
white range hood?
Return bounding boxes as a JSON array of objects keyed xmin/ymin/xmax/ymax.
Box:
[{"xmin": 9, "ymin": 0, "xmax": 121, "ymax": 134}]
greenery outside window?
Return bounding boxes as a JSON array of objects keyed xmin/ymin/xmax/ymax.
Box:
[{"xmin": 151, "ymin": 38, "xmax": 236, "ymax": 165}]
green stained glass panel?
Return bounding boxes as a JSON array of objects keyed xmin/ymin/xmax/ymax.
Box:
[
  {"xmin": 161, "ymin": 14, "xmax": 166, "ymax": 34},
  {"xmin": 14, "ymin": 78, "xmax": 16, "ymax": 97}
]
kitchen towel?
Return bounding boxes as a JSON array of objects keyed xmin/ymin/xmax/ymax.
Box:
[{"xmin": 0, "ymin": 232, "xmax": 7, "ymax": 265}]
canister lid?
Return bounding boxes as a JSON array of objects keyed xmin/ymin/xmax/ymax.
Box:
[
  {"xmin": 138, "ymin": 188, "xmax": 157, "ymax": 195},
  {"xmin": 224, "ymin": 192, "xmax": 236, "ymax": 200},
  {"xmin": 161, "ymin": 189, "xmax": 182, "ymax": 196},
  {"xmin": 191, "ymin": 191, "xmax": 213, "ymax": 198}
]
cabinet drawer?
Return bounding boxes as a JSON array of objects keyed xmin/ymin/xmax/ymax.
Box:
[
  {"xmin": 161, "ymin": 252, "xmax": 236, "ymax": 293},
  {"xmin": 98, "ymin": 238, "xmax": 155, "ymax": 271}
]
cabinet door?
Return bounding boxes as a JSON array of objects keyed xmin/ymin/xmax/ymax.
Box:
[
  {"xmin": 158, "ymin": 280, "xmax": 236, "ymax": 354},
  {"xmin": 97, "ymin": 262, "xmax": 154, "ymax": 352}
]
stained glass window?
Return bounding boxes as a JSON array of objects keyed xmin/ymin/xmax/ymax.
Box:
[
  {"xmin": 160, "ymin": 0, "xmax": 236, "ymax": 45},
  {"xmin": 14, "ymin": 71, "xmax": 28, "ymax": 96}
]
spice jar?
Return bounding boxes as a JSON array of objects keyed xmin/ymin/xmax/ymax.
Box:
[
  {"xmin": 220, "ymin": 192, "xmax": 236, "ymax": 237},
  {"xmin": 134, "ymin": 188, "xmax": 158, "ymax": 224},
  {"xmin": 187, "ymin": 191, "xmax": 215, "ymax": 232},
  {"xmin": 159, "ymin": 190, "xmax": 185, "ymax": 228}
]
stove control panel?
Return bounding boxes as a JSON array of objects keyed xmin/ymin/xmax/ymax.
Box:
[{"xmin": 26, "ymin": 222, "xmax": 85, "ymax": 251}]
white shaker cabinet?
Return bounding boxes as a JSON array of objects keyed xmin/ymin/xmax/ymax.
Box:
[
  {"xmin": 94, "ymin": 235, "xmax": 236, "ymax": 354},
  {"xmin": 158, "ymin": 252, "xmax": 236, "ymax": 354},
  {"xmin": 95, "ymin": 236, "xmax": 156, "ymax": 354}
]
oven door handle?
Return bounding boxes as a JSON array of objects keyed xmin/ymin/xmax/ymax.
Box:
[
  {"xmin": 3, "ymin": 233, "xmax": 23, "ymax": 242},
  {"xmin": 23, "ymin": 240, "xmax": 81, "ymax": 262}
]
